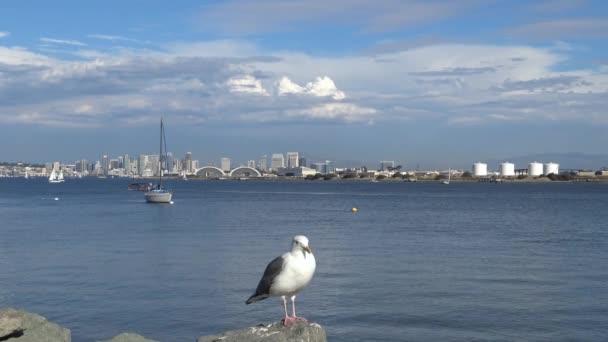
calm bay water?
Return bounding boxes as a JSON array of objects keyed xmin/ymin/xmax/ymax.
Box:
[{"xmin": 1, "ymin": 178, "xmax": 607, "ymax": 341}]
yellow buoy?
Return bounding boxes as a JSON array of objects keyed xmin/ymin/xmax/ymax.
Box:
[{"xmin": 351, "ymin": 207, "xmax": 358, "ymax": 213}]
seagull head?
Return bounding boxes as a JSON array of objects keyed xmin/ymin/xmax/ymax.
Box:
[{"xmin": 292, "ymin": 235, "xmax": 312, "ymax": 254}]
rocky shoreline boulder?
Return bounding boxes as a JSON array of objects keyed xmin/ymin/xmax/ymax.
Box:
[
  {"xmin": 97, "ymin": 332, "xmax": 159, "ymax": 342},
  {"xmin": 0, "ymin": 308, "xmax": 70, "ymax": 342},
  {"xmin": 1, "ymin": 309, "xmax": 327, "ymax": 342},
  {"xmin": 197, "ymin": 321, "xmax": 327, "ymax": 342}
]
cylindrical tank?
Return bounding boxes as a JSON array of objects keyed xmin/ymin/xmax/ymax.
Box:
[
  {"xmin": 528, "ymin": 162, "xmax": 543, "ymax": 177},
  {"xmin": 543, "ymin": 162, "xmax": 559, "ymax": 176},
  {"xmin": 472, "ymin": 162, "xmax": 488, "ymax": 177},
  {"xmin": 499, "ymin": 162, "xmax": 515, "ymax": 177}
]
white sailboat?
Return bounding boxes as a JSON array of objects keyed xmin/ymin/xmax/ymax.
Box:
[
  {"xmin": 49, "ymin": 168, "xmax": 65, "ymax": 183},
  {"xmin": 182, "ymin": 170, "xmax": 187, "ymax": 181},
  {"xmin": 24, "ymin": 169, "xmax": 29, "ymax": 179},
  {"xmin": 442, "ymin": 168, "xmax": 451, "ymax": 185},
  {"xmin": 144, "ymin": 118, "xmax": 173, "ymax": 203}
]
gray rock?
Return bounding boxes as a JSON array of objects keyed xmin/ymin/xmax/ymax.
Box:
[
  {"xmin": 197, "ymin": 321, "xmax": 327, "ymax": 342},
  {"xmin": 97, "ymin": 332, "xmax": 160, "ymax": 342},
  {"xmin": 0, "ymin": 308, "xmax": 70, "ymax": 342},
  {"xmin": 0, "ymin": 310, "xmax": 23, "ymax": 338}
]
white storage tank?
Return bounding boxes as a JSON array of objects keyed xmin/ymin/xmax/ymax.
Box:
[
  {"xmin": 528, "ymin": 162, "xmax": 543, "ymax": 177},
  {"xmin": 543, "ymin": 162, "xmax": 559, "ymax": 176},
  {"xmin": 499, "ymin": 162, "xmax": 515, "ymax": 177},
  {"xmin": 472, "ymin": 162, "xmax": 488, "ymax": 177}
]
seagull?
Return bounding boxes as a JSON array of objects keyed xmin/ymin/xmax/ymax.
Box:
[{"xmin": 246, "ymin": 235, "xmax": 316, "ymax": 326}]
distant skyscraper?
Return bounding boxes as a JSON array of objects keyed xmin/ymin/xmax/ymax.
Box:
[
  {"xmin": 123, "ymin": 154, "xmax": 130, "ymax": 172},
  {"xmin": 101, "ymin": 155, "xmax": 109, "ymax": 176},
  {"xmin": 287, "ymin": 152, "xmax": 299, "ymax": 168},
  {"xmin": 148, "ymin": 155, "xmax": 160, "ymax": 176},
  {"xmin": 298, "ymin": 157, "xmax": 307, "ymax": 167},
  {"xmin": 78, "ymin": 159, "xmax": 88, "ymax": 173},
  {"xmin": 326, "ymin": 160, "xmax": 333, "ymax": 174},
  {"xmin": 166, "ymin": 152, "xmax": 174, "ymax": 173},
  {"xmin": 247, "ymin": 160, "xmax": 256, "ymax": 168},
  {"xmin": 221, "ymin": 157, "xmax": 231, "ymax": 172},
  {"xmin": 258, "ymin": 155, "xmax": 268, "ymax": 171},
  {"xmin": 173, "ymin": 159, "xmax": 182, "ymax": 173},
  {"xmin": 110, "ymin": 159, "xmax": 119, "ymax": 170},
  {"xmin": 138, "ymin": 155, "xmax": 147, "ymax": 176},
  {"xmin": 271, "ymin": 153, "xmax": 285, "ymax": 170},
  {"xmin": 184, "ymin": 152, "xmax": 193, "ymax": 173}
]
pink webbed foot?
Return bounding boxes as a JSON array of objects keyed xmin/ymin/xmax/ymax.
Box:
[{"xmin": 282, "ymin": 316, "xmax": 298, "ymax": 326}]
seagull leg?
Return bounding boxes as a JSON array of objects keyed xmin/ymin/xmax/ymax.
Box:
[
  {"xmin": 282, "ymin": 296, "xmax": 296, "ymax": 326},
  {"xmin": 291, "ymin": 295, "xmax": 308, "ymax": 323}
]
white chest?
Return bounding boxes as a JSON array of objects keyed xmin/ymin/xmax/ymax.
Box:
[{"xmin": 270, "ymin": 252, "xmax": 316, "ymax": 296}]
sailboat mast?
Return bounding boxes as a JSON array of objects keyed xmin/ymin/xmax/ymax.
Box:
[{"xmin": 159, "ymin": 118, "xmax": 163, "ymax": 187}]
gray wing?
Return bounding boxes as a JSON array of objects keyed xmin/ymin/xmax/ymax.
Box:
[{"xmin": 246, "ymin": 255, "xmax": 285, "ymax": 304}]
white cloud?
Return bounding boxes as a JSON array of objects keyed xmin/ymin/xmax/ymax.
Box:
[
  {"xmin": 277, "ymin": 76, "xmax": 345, "ymax": 100},
  {"xmin": 226, "ymin": 75, "xmax": 269, "ymax": 96},
  {"xmin": 287, "ymin": 103, "xmax": 376, "ymax": 122},
  {"xmin": 0, "ymin": 31, "xmax": 9, "ymax": 38},
  {"xmin": 0, "ymin": 39, "xmax": 607, "ymax": 128},
  {"xmin": 0, "ymin": 46, "xmax": 52, "ymax": 66},
  {"xmin": 40, "ymin": 37, "xmax": 87, "ymax": 46},
  {"xmin": 87, "ymin": 34, "xmax": 137, "ymax": 42},
  {"xmin": 277, "ymin": 77, "xmax": 305, "ymax": 95}
]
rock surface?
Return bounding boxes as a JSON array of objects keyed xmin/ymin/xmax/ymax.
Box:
[
  {"xmin": 0, "ymin": 310, "xmax": 23, "ymax": 338},
  {"xmin": 0, "ymin": 308, "xmax": 70, "ymax": 342},
  {"xmin": 97, "ymin": 332, "xmax": 160, "ymax": 342},
  {"xmin": 197, "ymin": 321, "xmax": 327, "ymax": 342}
]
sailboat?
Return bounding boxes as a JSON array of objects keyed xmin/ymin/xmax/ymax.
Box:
[
  {"xmin": 144, "ymin": 118, "xmax": 173, "ymax": 203},
  {"xmin": 49, "ymin": 168, "xmax": 65, "ymax": 183},
  {"xmin": 24, "ymin": 169, "xmax": 29, "ymax": 179},
  {"xmin": 182, "ymin": 170, "xmax": 188, "ymax": 181},
  {"xmin": 442, "ymin": 168, "xmax": 451, "ymax": 185}
]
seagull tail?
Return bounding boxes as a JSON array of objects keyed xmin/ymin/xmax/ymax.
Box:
[{"xmin": 246, "ymin": 293, "xmax": 268, "ymax": 305}]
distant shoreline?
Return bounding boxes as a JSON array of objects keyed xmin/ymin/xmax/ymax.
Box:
[{"xmin": 128, "ymin": 176, "xmax": 608, "ymax": 183}]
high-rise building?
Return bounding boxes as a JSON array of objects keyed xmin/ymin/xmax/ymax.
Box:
[
  {"xmin": 101, "ymin": 155, "xmax": 109, "ymax": 176},
  {"xmin": 138, "ymin": 155, "xmax": 147, "ymax": 176},
  {"xmin": 110, "ymin": 159, "xmax": 119, "ymax": 170},
  {"xmin": 184, "ymin": 152, "xmax": 193, "ymax": 173},
  {"xmin": 258, "ymin": 155, "xmax": 268, "ymax": 171},
  {"xmin": 271, "ymin": 153, "xmax": 285, "ymax": 170},
  {"xmin": 298, "ymin": 157, "xmax": 307, "ymax": 168},
  {"xmin": 77, "ymin": 159, "xmax": 88, "ymax": 173},
  {"xmin": 221, "ymin": 157, "xmax": 231, "ymax": 172},
  {"xmin": 325, "ymin": 160, "xmax": 334, "ymax": 174},
  {"xmin": 173, "ymin": 159, "xmax": 182, "ymax": 173},
  {"xmin": 94, "ymin": 161, "xmax": 101, "ymax": 175},
  {"xmin": 192, "ymin": 160, "xmax": 199, "ymax": 171},
  {"xmin": 166, "ymin": 152, "xmax": 174, "ymax": 173},
  {"xmin": 148, "ymin": 155, "xmax": 160, "ymax": 176},
  {"xmin": 123, "ymin": 155, "xmax": 130, "ymax": 174},
  {"xmin": 247, "ymin": 160, "xmax": 256, "ymax": 168},
  {"xmin": 287, "ymin": 152, "xmax": 299, "ymax": 168}
]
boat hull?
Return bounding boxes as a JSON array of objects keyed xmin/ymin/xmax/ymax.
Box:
[{"xmin": 144, "ymin": 190, "xmax": 173, "ymax": 203}]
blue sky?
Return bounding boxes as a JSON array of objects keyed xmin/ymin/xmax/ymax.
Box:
[{"xmin": 1, "ymin": 0, "xmax": 607, "ymax": 168}]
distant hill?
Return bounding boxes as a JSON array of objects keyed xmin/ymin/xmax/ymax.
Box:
[{"xmin": 484, "ymin": 153, "xmax": 608, "ymax": 171}]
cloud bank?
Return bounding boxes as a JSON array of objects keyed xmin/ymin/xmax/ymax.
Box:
[{"xmin": 0, "ymin": 37, "xmax": 607, "ymax": 128}]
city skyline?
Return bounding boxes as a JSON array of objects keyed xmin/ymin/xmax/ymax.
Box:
[{"xmin": 1, "ymin": 1, "xmax": 608, "ymax": 165}]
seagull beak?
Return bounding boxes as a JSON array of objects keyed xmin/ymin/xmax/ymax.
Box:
[{"xmin": 304, "ymin": 246, "xmax": 312, "ymax": 254}]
